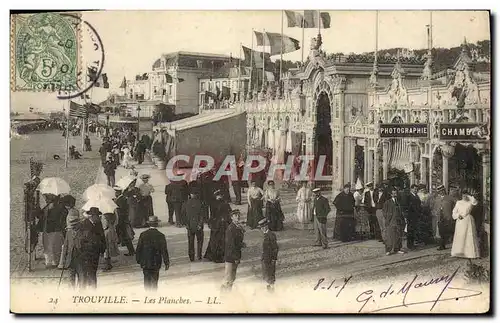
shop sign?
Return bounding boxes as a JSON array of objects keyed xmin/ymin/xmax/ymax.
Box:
[
  {"xmin": 439, "ymin": 123, "xmax": 489, "ymax": 141},
  {"xmin": 379, "ymin": 123, "xmax": 429, "ymax": 138}
]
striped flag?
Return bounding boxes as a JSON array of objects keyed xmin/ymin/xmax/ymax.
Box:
[
  {"xmin": 88, "ymin": 67, "xmax": 110, "ymax": 88},
  {"xmin": 285, "ymin": 10, "xmax": 304, "ymax": 27},
  {"xmin": 69, "ymin": 101, "xmax": 87, "ymax": 118},
  {"xmin": 265, "ymin": 32, "xmax": 300, "ymax": 55},
  {"xmin": 242, "ymin": 46, "xmax": 272, "ymax": 69},
  {"xmin": 253, "ymin": 31, "xmax": 300, "ymax": 56},
  {"xmin": 303, "ymin": 10, "xmax": 331, "ymax": 29}
]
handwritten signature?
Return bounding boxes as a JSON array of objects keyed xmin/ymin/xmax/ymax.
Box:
[{"xmin": 355, "ymin": 266, "xmax": 483, "ymax": 313}]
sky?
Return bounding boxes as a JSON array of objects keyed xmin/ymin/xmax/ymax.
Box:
[{"xmin": 10, "ymin": 10, "xmax": 490, "ymax": 112}]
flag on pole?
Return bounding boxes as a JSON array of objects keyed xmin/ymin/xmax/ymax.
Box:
[
  {"xmin": 87, "ymin": 67, "xmax": 110, "ymax": 88},
  {"xmin": 242, "ymin": 46, "xmax": 272, "ymax": 69},
  {"xmin": 165, "ymin": 74, "xmax": 184, "ymax": 83},
  {"xmin": 285, "ymin": 10, "xmax": 305, "ymax": 27},
  {"xmin": 253, "ymin": 31, "xmax": 300, "ymax": 56},
  {"xmin": 265, "ymin": 32, "xmax": 300, "ymax": 55},
  {"xmin": 69, "ymin": 101, "xmax": 88, "ymax": 118},
  {"xmin": 303, "ymin": 10, "xmax": 331, "ymax": 28}
]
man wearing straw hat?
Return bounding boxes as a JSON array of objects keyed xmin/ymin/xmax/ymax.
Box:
[
  {"xmin": 312, "ymin": 187, "xmax": 330, "ymax": 249},
  {"xmin": 136, "ymin": 216, "xmax": 170, "ymax": 291},
  {"xmin": 257, "ymin": 218, "xmax": 279, "ymax": 292}
]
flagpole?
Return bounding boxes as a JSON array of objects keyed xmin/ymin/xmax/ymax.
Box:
[
  {"xmin": 318, "ymin": 10, "xmax": 321, "ymax": 35},
  {"xmin": 238, "ymin": 42, "xmax": 242, "ymax": 101},
  {"xmin": 262, "ymin": 28, "xmax": 266, "ymax": 91},
  {"xmin": 250, "ymin": 29, "xmax": 254, "ymax": 92},
  {"xmin": 301, "ymin": 11, "xmax": 305, "ymax": 64},
  {"xmin": 280, "ymin": 10, "xmax": 284, "ymax": 84},
  {"xmin": 65, "ymin": 100, "xmax": 70, "ymax": 169}
]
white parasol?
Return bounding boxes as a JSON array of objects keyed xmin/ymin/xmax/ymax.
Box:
[
  {"xmin": 82, "ymin": 198, "xmax": 118, "ymax": 214},
  {"xmin": 82, "ymin": 184, "xmax": 116, "ymax": 201},
  {"xmin": 37, "ymin": 177, "xmax": 70, "ymax": 195},
  {"xmin": 115, "ymin": 175, "xmax": 137, "ymax": 190}
]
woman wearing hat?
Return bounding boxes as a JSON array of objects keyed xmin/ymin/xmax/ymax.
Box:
[
  {"xmin": 296, "ymin": 181, "xmax": 313, "ymax": 224},
  {"xmin": 138, "ymin": 174, "xmax": 155, "ymax": 225},
  {"xmin": 38, "ymin": 194, "xmax": 67, "ymax": 269},
  {"xmin": 58, "ymin": 195, "xmax": 80, "ymax": 286},
  {"xmin": 73, "ymin": 207, "xmax": 106, "ymax": 289},
  {"xmin": 246, "ymin": 181, "xmax": 265, "ymax": 229},
  {"xmin": 264, "ymin": 181, "xmax": 284, "ymax": 231},
  {"xmin": 101, "ymin": 209, "xmax": 120, "ymax": 272},
  {"xmin": 204, "ymin": 190, "xmax": 232, "ymax": 263},
  {"xmin": 451, "ymin": 189, "xmax": 480, "ymax": 261}
]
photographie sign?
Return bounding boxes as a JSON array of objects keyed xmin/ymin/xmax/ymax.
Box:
[
  {"xmin": 439, "ymin": 123, "xmax": 490, "ymax": 141},
  {"xmin": 379, "ymin": 123, "xmax": 429, "ymax": 138}
]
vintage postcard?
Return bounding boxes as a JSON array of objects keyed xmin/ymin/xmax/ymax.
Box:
[{"xmin": 9, "ymin": 10, "xmax": 491, "ymax": 314}]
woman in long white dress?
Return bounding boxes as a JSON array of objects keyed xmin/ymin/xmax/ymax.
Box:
[
  {"xmin": 121, "ymin": 145, "xmax": 133, "ymax": 169},
  {"xmin": 296, "ymin": 181, "xmax": 313, "ymax": 224},
  {"xmin": 451, "ymin": 191, "xmax": 480, "ymax": 259}
]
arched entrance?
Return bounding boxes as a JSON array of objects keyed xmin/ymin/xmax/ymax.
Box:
[
  {"xmin": 449, "ymin": 143, "xmax": 482, "ymax": 192},
  {"xmin": 388, "ymin": 115, "xmax": 410, "ymax": 188},
  {"xmin": 314, "ymin": 92, "xmax": 333, "ymax": 183}
]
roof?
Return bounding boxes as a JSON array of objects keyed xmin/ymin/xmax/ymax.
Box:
[
  {"xmin": 160, "ymin": 110, "xmax": 241, "ymax": 132},
  {"xmin": 152, "ymin": 51, "xmax": 236, "ymax": 70},
  {"xmin": 11, "ymin": 112, "xmax": 47, "ymax": 121}
]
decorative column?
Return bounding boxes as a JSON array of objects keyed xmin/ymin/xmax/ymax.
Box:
[
  {"xmin": 419, "ymin": 143, "xmax": 427, "ymax": 186},
  {"xmin": 350, "ymin": 138, "xmax": 356, "ymax": 185},
  {"xmin": 367, "ymin": 149, "xmax": 374, "ymax": 184},
  {"xmin": 480, "ymin": 148, "xmax": 491, "ymax": 251},
  {"xmin": 409, "ymin": 143, "xmax": 416, "ymax": 185},
  {"xmin": 374, "ymin": 144, "xmax": 380, "ymax": 184},
  {"xmin": 338, "ymin": 137, "xmax": 345, "ymax": 189},
  {"xmin": 363, "ymin": 141, "xmax": 369, "ymax": 183},
  {"xmin": 440, "ymin": 144, "xmax": 455, "ymax": 191},
  {"xmin": 382, "ymin": 140, "xmax": 389, "ymax": 180}
]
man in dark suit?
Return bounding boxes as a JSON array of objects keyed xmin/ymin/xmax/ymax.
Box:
[
  {"xmin": 373, "ymin": 183, "xmax": 390, "ymax": 243},
  {"xmin": 406, "ymin": 184, "xmax": 422, "ymax": 250},
  {"xmin": 435, "ymin": 185, "xmax": 456, "ymax": 250},
  {"xmin": 363, "ymin": 182, "xmax": 381, "ymax": 240},
  {"xmin": 165, "ymin": 175, "xmax": 189, "ymax": 227},
  {"xmin": 312, "ymin": 188, "xmax": 331, "ymax": 249},
  {"xmin": 136, "ymin": 216, "xmax": 170, "ymax": 291},
  {"xmin": 182, "ymin": 190, "xmax": 207, "ymax": 261},
  {"xmin": 73, "ymin": 207, "xmax": 106, "ymax": 289},
  {"xmin": 258, "ymin": 218, "xmax": 279, "ymax": 292},
  {"xmin": 382, "ymin": 188, "xmax": 406, "ymax": 255},
  {"xmin": 221, "ymin": 210, "xmax": 245, "ymax": 291}
]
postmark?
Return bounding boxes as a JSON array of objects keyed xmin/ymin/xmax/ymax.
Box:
[{"xmin": 11, "ymin": 12, "xmax": 82, "ymax": 93}]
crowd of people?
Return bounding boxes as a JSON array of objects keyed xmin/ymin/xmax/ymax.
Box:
[{"xmin": 318, "ymin": 180, "xmax": 487, "ymax": 260}]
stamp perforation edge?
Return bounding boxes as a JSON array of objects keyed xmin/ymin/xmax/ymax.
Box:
[{"xmin": 10, "ymin": 11, "xmax": 83, "ymax": 94}]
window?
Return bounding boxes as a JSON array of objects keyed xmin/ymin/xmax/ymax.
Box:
[
  {"xmin": 200, "ymin": 93, "xmax": 205, "ymax": 105},
  {"xmin": 200, "ymin": 82, "xmax": 205, "ymax": 91},
  {"xmin": 222, "ymin": 81, "xmax": 227, "ymax": 87},
  {"xmin": 208, "ymin": 82, "xmax": 213, "ymax": 91},
  {"xmin": 168, "ymin": 85, "xmax": 173, "ymax": 95},
  {"xmin": 216, "ymin": 81, "xmax": 220, "ymax": 89}
]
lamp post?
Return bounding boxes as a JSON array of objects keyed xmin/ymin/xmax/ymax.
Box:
[
  {"xmin": 136, "ymin": 105, "xmax": 141, "ymax": 141},
  {"xmin": 105, "ymin": 112, "xmax": 110, "ymax": 137}
]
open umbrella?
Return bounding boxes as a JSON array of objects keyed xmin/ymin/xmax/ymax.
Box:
[
  {"xmin": 115, "ymin": 175, "xmax": 137, "ymax": 190},
  {"xmin": 37, "ymin": 177, "xmax": 70, "ymax": 195},
  {"xmin": 82, "ymin": 198, "xmax": 118, "ymax": 214},
  {"xmin": 83, "ymin": 184, "xmax": 116, "ymax": 201}
]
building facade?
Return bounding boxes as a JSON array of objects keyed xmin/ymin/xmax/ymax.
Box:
[
  {"xmin": 242, "ymin": 36, "xmax": 490, "ymax": 210},
  {"xmin": 125, "ymin": 51, "xmax": 238, "ymax": 115}
]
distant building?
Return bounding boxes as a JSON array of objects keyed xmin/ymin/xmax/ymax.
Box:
[{"xmin": 124, "ymin": 51, "xmax": 239, "ymax": 115}]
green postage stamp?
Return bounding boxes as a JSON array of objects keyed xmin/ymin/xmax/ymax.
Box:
[{"xmin": 11, "ymin": 12, "xmax": 81, "ymax": 92}]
